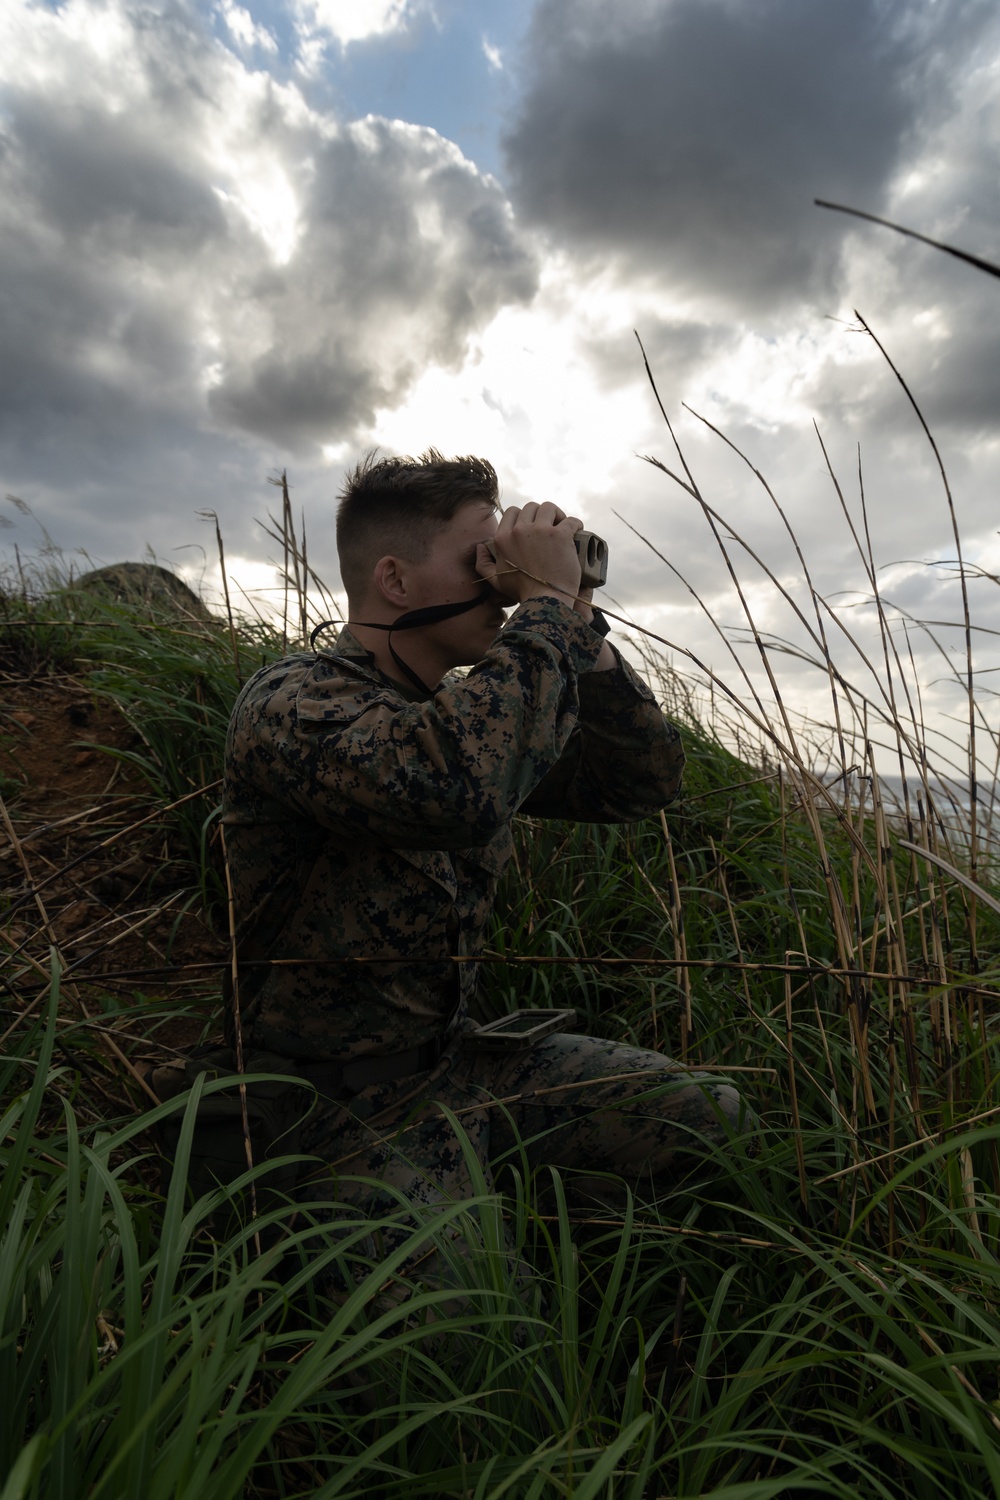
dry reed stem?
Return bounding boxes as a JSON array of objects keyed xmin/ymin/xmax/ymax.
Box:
[
  {"xmin": 856, "ymin": 310, "xmax": 978, "ymax": 962},
  {"xmin": 959, "ymin": 1145, "xmax": 985, "ymax": 1260},
  {"xmin": 0, "ymin": 943, "xmax": 63, "ymax": 1044},
  {"xmin": 198, "ymin": 508, "xmax": 242, "ymax": 688},
  {"xmin": 1, "ymin": 790, "xmax": 159, "ymax": 1099},
  {"xmin": 219, "ymin": 823, "xmax": 262, "ymax": 1254},
  {"xmin": 659, "ymin": 808, "xmax": 692, "ymax": 1059},
  {"xmin": 635, "ymin": 351, "xmax": 995, "ymax": 1153},
  {"xmin": 58, "ymin": 893, "xmax": 185, "ymax": 975},
  {"xmin": 818, "ymin": 1095, "xmax": 1000, "ymax": 1182},
  {"xmin": 711, "ymin": 831, "xmax": 756, "ymax": 1031},
  {"xmin": 5, "ymin": 779, "xmax": 222, "ymax": 917},
  {"xmin": 783, "ymin": 969, "xmax": 809, "ymax": 1212},
  {"xmin": 684, "ymin": 402, "xmax": 853, "ymax": 773},
  {"xmin": 899, "ymin": 839, "xmax": 1000, "ymax": 917},
  {"xmin": 814, "ymin": 200, "xmax": 1000, "ymax": 281},
  {"xmin": 2, "ymin": 789, "xmax": 76, "ymax": 977},
  {"xmin": 50, "ymin": 951, "xmax": 1000, "ymax": 1004},
  {"xmin": 661, "ymin": 1272, "xmax": 688, "ymax": 1405},
  {"xmin": 613, "ymin": 454, "xmax": 905, "ymax": 1106}
]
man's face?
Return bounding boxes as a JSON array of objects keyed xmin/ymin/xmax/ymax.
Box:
[{"xmin": 404, "ymin": 501, "xmax": 508, "ymax": 668}]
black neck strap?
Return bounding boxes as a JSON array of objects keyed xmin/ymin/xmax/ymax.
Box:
[{"xmin": 310, "ymin": 589, "xmax": 491, "ymax": 696}]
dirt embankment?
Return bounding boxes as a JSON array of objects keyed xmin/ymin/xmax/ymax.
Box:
[{"xmin": 1, "ymin": 668, "xmax": 225, "ymax": 1071}]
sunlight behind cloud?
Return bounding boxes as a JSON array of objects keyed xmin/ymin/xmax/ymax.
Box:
[
  {"xmin": 369, "ymin": 283, "xmax": 647, "ymax": 512},
  {"xmin": 294, "ymin": 0, "xmax": 414, "ymax": 46},
  {"xmin": 682, "ymin": 327, "xmax": 827, "ymax": 435},
  {"xmin": 225, "ymin": 165, "xmax": 301, "ymax": 266},
  {"xmin": 187, "ymin": 553, "xmax": 342, "ymax": 623},
  {"xmin": 217, "ymin": 0, "xmax": 278, "ymax": 53}
]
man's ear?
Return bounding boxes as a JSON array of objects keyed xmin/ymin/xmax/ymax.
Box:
[{"xmin": 372, "ymin": 554, "xmax": 409, "ymax": 609}]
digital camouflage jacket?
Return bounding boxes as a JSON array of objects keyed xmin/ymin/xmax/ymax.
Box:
[{"xmin": 221, "ymin": 596, "xmax": 684, "ymax": 1061}]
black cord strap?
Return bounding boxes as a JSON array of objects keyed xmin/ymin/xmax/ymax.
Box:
[
  {"xmin": 311, "ymin": 590, "xmax": 491, "ymax": 695},
  {"xmin": 311, "ymin": 591, "xmax": 609, "ymax": 692}
]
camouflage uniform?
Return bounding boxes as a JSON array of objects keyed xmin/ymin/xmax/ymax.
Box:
[{"xmin": 222, "ymin": 596, "xmax": 747, "ymax": 1275}]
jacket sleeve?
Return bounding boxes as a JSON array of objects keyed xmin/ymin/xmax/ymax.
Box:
[
  {"xmin": 519, "ymin": 643, "xmax": 684, "ymax": 822},
  {"xmin": 225, "ymin": 598, "xmax": 615, "ymax": 852}
]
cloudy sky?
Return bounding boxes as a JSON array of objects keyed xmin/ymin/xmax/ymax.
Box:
[{"xmin": 3, "ymin": 0, "xmax": 1000, "ymax": 783}]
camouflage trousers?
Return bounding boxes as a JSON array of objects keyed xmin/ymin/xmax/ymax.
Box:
[{"xmin": 296, "ymin": 1028, "xmax": 751, "ymax": 1296}]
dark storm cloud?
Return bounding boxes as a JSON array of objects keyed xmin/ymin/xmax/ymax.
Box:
[
  {"xmin": 504, "ymin": 0, "xmax": 998, "ymax": 315},
  {"xmin": 9, "ymin": 92, "xmax": 226, "ymax": 250},
  {"xmin": 0, "ymin": 64, "xmax": 223, "ymax": 441}
]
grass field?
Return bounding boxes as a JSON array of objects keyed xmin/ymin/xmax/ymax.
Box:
[{"xmin": 3, "ymin": 401, "xmax": 1000, "ymax": 1498}]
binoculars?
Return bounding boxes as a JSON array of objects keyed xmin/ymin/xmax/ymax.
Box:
[{"xmin": 485, "ymin": 530, "xmax": 609, "ymax": 591}]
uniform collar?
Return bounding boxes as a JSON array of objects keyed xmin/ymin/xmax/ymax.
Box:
[{"xmin": 325, "ymin": 624, "xmax": 431, "ymax": 702}]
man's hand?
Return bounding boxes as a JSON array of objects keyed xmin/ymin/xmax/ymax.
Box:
[
  {"xmin": 572, "ymin": 584, "xmax": 617, "ymax": 670},
  {"xmin": 573, "ymin": 584, "xmax": 595, "ymax": 622},
  {"xmin": 477, "ymin": 502, "xmax": 583, "ymax": 606}
]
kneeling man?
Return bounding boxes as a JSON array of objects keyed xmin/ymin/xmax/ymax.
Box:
[{"xmin": 221, "ymin": 450, "xmax": 748, "ymax": 1280}]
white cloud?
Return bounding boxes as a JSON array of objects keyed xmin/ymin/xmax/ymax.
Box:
[
  {"xmin": 482, "ymin": 36, "xmax": 503, "ymax": 72},
  {"xmin": 292, "ymin": 0, "xmax": 415, "ymax": 48},
  {"xmin": 217, "ymin": 0, "xmax": 278, "ymax": 54}
]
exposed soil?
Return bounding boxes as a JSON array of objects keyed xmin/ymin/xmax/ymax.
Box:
[{"xmin": 1, "ymin": 668, "xmax": 226, "ymax": 1088}]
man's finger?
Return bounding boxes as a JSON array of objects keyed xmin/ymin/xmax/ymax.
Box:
[
  {"xmin": 476, "ymin": 541, "xmax": 498, "ymax": 578},
  {"xmin": 494, "ymin": 505, "xmax": 522, "ymax": 544}
]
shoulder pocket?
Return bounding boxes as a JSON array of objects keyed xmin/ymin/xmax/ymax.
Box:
[{"xmin": 295, "ymin": 659, "xmax": 395, "ymax": 731}]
